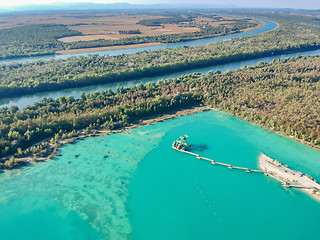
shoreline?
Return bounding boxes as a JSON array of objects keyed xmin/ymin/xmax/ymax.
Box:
[
  {"xmin": 55, "ymin": 19, "xmax": 264, "ymax": 56},
  {"xmin": 0, "ymin": 19, "xmax": 266, "ymax": 61},
  {"xmin": 252, "ymin": 121, "xmax": 319, "ymax": 151},
  {"xmin": 2, "ymin": 107, "xmax": 320, "ymax": 206},
  {"xmin": 240, "ymin": 19, "xmax": 266, "ymax": 33},
  {"xmin": 95, "ymin": 106, "xmax": 212, "ymax": 137},
  {"xmin": 220, "ymin": 108, "xmax": 320, "ymax": 151},
  {"xmin": 259, "ymin": 154, "xmax": 320, "ymax": 202},
  {"xmin": 0, "ymin": 105, "xmax": 212, "ymax": 171},
  {"xmin": 1, "ymin": 105, "xmax": 319, "ymax": 173}
]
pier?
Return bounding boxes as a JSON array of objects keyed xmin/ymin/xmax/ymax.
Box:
[
  {"xmin": 173, "ymin": 147, "xmax": 264, "ymax": 173},
  {"xmin": 172, "ymin": 135, "xmax": 263, "ymax": 173},
  {"xmin": 172, "ymin": 136, "xmax": 320, "ymax": 200}
]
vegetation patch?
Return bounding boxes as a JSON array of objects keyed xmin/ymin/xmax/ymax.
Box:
[
  {"xmin": 137, "ymin": 17, "xmax": 192, "ymax": 26},
  {"xmin": 0, "ymin": 56, "xmax": 319, "ymax": 170},
  {"xmin": 0, "ymin": 16, "xmax": 318, "ymax": 98},
  {"xmin": 0, "ymin": 11, "xmax": 259, "ymax": 59},
  {"xmin": 0, "ymin": 24, "xmax": 81, "ymax": 59}
]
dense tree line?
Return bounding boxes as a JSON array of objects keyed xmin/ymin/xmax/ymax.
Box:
[
  {"xmin": 0, "ymin": 56, "xmax": 319, "ymax": 169},
  {"xmin": 0, "ymin": 13, "xmax": 257, "ymax": 59},
  {"xmin": 118, "ymin": 29, "xmax": 141, "ymax": 34},
  {"xmin": 137, "ymin": 17, "xmax": 193, "ymax": 26},
  {"xmin": 0, "ymin": 15, "xmax": 319, "ymax": 98},
  {"xmin": 0, "ymin": 24, "xmax": 81, "ymax": 59},
  {"xmin": 64, "ymin": 18, "xmax": 256, "ymax": 50},
  {"xmin": 65, "ymin": 25, "xmax": 232, "ymax": 49},
  {"xmin": 216, "ymin": 9, "xmax": 320, "ymax": 27}
]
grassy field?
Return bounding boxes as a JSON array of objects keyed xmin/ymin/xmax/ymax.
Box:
[
  {"xmin": 0, "ymin": 11, "xmax": 259, "ymax": 42},
  {"xmin": 0, "ymin": 10, "xmax": 261, "ymax": 58},
  {"xmin": 59, "ymin": 15, "xmax": 260, "ymax": 43},
  {"xmin": 0, "ymin": 12, "xmax": 198, "ymax": 39}
]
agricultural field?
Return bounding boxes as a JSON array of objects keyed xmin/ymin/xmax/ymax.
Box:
[
  {"xmin": 59, "ymin": 14, "xmax": 199, "ymax": 42},
  {"xmin": 0, "ymin": 11, "xmax": 259, "ymax": 58}
]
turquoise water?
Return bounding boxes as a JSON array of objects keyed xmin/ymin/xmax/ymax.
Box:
[
  {"xmin": 128, "ymin": 111, "xmax": 320, "ymax": 240},
  {"xmin": 0, "ymin": 195, "xmax": 99, "ymax": 240},
  {"xmin": 0, "ymin": 126, "xmax": 176, "ymax": 239},
  {"xmin": 0, "ymin": 111, "xmax": 320, "ymax": 239}
]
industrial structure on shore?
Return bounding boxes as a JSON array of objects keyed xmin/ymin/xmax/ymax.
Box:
[{"xmin": 172, "ymin": 136, "xmax": 320, "ymax": 200}]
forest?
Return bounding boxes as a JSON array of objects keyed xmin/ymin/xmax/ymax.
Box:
[
  {"xmin": 0, "ymin": 12, "xmax": 257, "ymax": 59},
  {"xmin": 59, "ymin": 16, "xmax": 257, "ymax": 51},
  {"xmin": 0, "ymin": 56, "xmax": 319, "ymax": 169},
  {"xmin": 0, "ymin": 24, "xmax": 81, "ymax": 59},
  {"xmin": 0, "ymin": 15, "xmax": 319, "ymax": 98},
  {"xmin": 118, "ymin": 30, "xmax": 141, "ymax": 34},
  {"xmin": 137, "ymin": 17, "xmax": 193, "ymax": 26},
  {"xmin": 64, "ymin": 24, "xmax": 241, "ymax": 50}
]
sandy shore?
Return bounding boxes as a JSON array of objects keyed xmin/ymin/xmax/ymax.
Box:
[
  {"xmin": 259, "ymin": 154, "xmax": 320, "ymax": 201},
  {"xmin": 240, "ymin": 19, "xmax": 266, "ymax": 33}
]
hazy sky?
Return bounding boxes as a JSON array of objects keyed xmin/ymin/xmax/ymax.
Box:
[{"xmin": 0, "ymin": 0, "xmax": 319, "ymax": 9}]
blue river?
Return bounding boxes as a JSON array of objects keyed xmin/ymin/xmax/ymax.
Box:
[
  {"xmin": 0, "ymin": 18, "xmax": 278, "ymax": 65},
  {"xmin": 0, "ymin": 16, "xmax": 320, "ymax": 240}
]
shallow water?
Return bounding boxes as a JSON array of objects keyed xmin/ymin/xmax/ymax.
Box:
[
  {"xmin": 0, "ymin": 111, "xmax": 319, "ymax": 239},
  {"xmin": 0, "ymin": 195, "xmax": 99, "ymax": 240},
  {"xmin": 0, "ymin": 124, "xmax": 180, "ymax": 239}
]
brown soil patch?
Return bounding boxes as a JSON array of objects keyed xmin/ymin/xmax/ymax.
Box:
[
  {"xmin": 58, "ymin": 15, "xmax": 257, "ymax": 44},
  {"xmin": 194, "ymin": 16, "xmax": 260, "ymax": 29},
  {"xmin": 59, "ymin": 24, "xmax": 199, "ymax": 43},
  {"xmin": 0, "ymin": 12, "xmax": 166, "ymax": 30},
  {"xmin": 58, "ymin": 14, "xmax": 199, "ymax": 43},
  {"xmin": 0, "ymin": 12, "xmax": 260, "ymax": 44},
  {"xmin": 59, "ymin": 34, "xmax": 122, "ymax": 42}
]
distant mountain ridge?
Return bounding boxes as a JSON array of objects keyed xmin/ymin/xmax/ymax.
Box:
[
  {"xmin": 1, "ymin": 2, "xmax": 318, "ymax": 13},
  {"xmin": 0, "ymin": 2, "xmax": 236, "ymax": 12}
]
